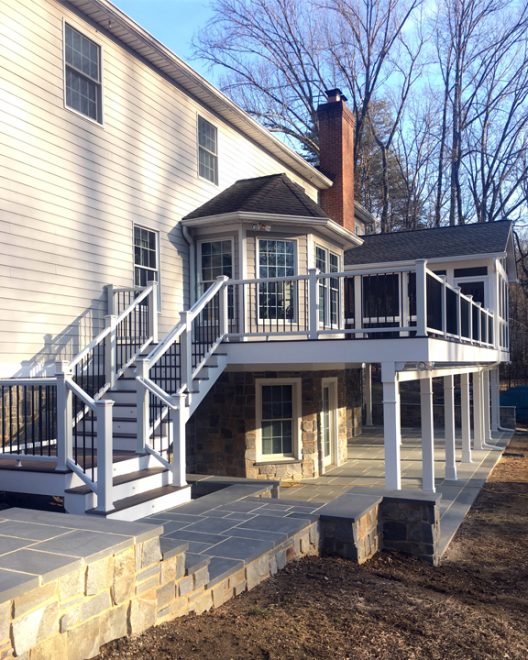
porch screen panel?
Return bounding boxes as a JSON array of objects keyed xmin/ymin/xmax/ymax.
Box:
[
  {"xmin": 258, "ymin": 239, "xmax": 295, "ymax": 320},
  {"xmin": 362, "ymin": 274, "xmax": 399, "ymax": 323}
]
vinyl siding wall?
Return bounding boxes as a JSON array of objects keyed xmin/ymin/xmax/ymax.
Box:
[{"xmin": 0, "ymin": 0, "xmax": 320, "ymax": 375}]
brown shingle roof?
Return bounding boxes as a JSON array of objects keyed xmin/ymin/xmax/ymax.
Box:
[
  {"xmin": 345, "ymin": 221, "xmax": 512, "ymax": 265},
  {"xmin": 183, "ymin": 173, "xmax": 328, "ymax": 220}
]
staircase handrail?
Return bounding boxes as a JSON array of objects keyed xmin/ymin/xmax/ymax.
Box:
[
  {"xmin": 136, "ymin": 375, "xmax": 178, "ymax": 409},
  {"xmin": 69, "ymin": 283, "xmax": 155, "ymax": 370},
  {"xmin": 147, "ymin": 276, "xmax": 228, "ymax": 367}
]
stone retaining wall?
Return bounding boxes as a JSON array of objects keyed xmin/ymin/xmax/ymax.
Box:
[{"xmin": 0, "ymin": 523, "xmax": 319, "ymax": 659}]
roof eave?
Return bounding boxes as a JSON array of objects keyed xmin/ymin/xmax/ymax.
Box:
[
  {"xmin": 65, "ymin": 0, "xmax": 332, "ymax": 190},
  {"xmin": 345, "ymin": 251, "xmax": 512, "ymax": 271},
  {"xmin": 182, "ymin": 212, "xmax": 362, "ymax": 247}
]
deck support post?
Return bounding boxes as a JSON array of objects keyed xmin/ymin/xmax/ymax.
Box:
[
  {"xmin": 55, "ymin": 360, "xmax": 73, "ymax": 471},
  {"xmin": 490, "ymin": 367, "xmax": 500, "ymax": 433},
  {"xmin": 308, "ymin": 268, "xmax": 319, "ymax": 340},
  {"xmin": 460, "ymin": 372, "xmax": 473, "ymax": 463},
  {"xmin": 171, "ymin": 393, "xmax": 188, "ymax": 488},
  {"xmin": 420, "ymin": 375, "xmax": 436, "ymax": 493},
  {"xmin": 95, "ymin": 399, "xmax": 114, "ymax": 513},
  {"xmin": 482, "ymin": 369, "xmax": 491, "ymax": 442},
  {"xmin": 364, "ymin": 363, "xmax": 373, "ymax": 426},
  {"xmin": 473, "ymin": 371, "xmax": 485, "ymax": 450},
  {"xmin": 381, "ymin": 363, "xmax": 401, "ymax": 490},
  {"xmin": 443, "ymin": 374, "xmax": 457, "ymax": 481},
  {"xmin": 148, "ymin": 280, "xmax": 159, "ymax": 344},
  {"xmin": 135, "ymin": 358, "xmax": 150, "ymax": 455},
  {"xmin": 104, "ymin": 314, "xmax": 117, "ymax": 389}
]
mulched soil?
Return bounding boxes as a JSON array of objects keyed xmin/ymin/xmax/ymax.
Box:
[{"xmin": 99, "ymin": 432, "xmax": 528, "ymax": 660}]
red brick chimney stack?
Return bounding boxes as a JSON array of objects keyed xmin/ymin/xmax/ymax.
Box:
[{"xmin": 317, "ymin": 88, "xmax": 355, "ymax": 234}]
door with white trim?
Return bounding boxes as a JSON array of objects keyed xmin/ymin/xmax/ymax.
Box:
[{"xmin": 321, "ymin": 379, "xmax": 338, "ymax": 467}]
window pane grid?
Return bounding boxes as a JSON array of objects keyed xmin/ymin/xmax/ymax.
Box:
[
  {"xmin": 258, "ymin": 240, "xmax": 296, "ymax": 320},
  {"xmin": 198, "ymin": 116, "xmax": 218, "ymax": 184},
  {"xmin": 65, "ymin": 24, "xmax": 101, "ymax": 123},
  {"xmin": 261, "ymin": 385, "xmax": 293, "ymax": 456},
  {"xmin": 134, "ymin": 226, "xmax": 159, "ymax": 288}
]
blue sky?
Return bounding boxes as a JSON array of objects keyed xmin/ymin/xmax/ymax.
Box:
[{"xmin": 112, "ymin": 0, "xmax": 215, "ymax": 80}]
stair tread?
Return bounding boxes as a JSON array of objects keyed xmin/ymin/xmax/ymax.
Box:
[
  {"xmin": 87, "ymin": 484, "xmax": 187, "ymax": 515},
  {"xmin": 65, "ymin": 467, "xmax": 168, "ymax": 494}
]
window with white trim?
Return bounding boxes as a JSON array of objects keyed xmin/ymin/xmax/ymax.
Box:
[
  {"xmin": 64, "ymin": 24, "xmax": 102, "ymax": 123},
  {"xmin": 258, "ymin": 239, "xmax": 296, "ymax": 319},
  {"xmin": 198, "ymin": 116, "xmax": 218, "ymax": 184},
  {"xmin": 315, "ymin": 246, "xmax": 340, "ymax": 326},
  {"xmin": 257, "ymin": 380, "xmax": 300, "ymax": 459},
  {"xmin": 199, "ymin": 239, "xmax": 234, "ymax": 318},
  {"xmin": 134, "ymin": 225, "xmax": 159, "ymax": 287}
]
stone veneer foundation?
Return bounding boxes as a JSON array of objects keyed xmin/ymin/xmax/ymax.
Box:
[{"xmin": 186, "ymin": 368, "xmax": 362, "ymax": 482}]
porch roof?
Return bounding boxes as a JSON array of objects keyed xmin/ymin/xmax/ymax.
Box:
[{"xmin": 345, "ymin": 220, "xmax": 514, "ymax": 273}]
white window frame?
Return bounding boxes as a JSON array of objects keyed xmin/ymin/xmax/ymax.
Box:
[
  {"xmin": 197, "ymin": 115, "xmax": 219, "ymax": 185},
  {"xmin": 133, "ymin": 224, "xmax": 160, "ymax": 297},
  {"xmin": 197, "ymin": 237, "xmax": 235, "ymax": 292},
  {"xmin": 321, "ymin": 377, "xmax": 339, "ymax": 468},
  {"xmin": 315, "ymin": 245, "xmax": 341, "ymax": 327},
  {"xmin": 256, "ymin": 238, "xmax": 298, "ymax": 323},
  {"xmin": 63, "ymin": 20, "xmax": 104, "ymax": 125},
  {"xmin": 256, "ymin": 378, "xmax": 302, "ymax": 462}
]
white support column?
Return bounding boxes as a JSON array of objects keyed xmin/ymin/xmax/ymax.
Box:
[
  {"xmin": 95, "ymin": 399, "xmax": 114, "ymax": 513},
  {"xmin": 443, "ymin": 375, "xmax": 457, "ymax": 481},
  {"xmin": 381, "ymin": 363, "xmax": 401, "ymax": 491},
  {"xmin": 364, "ymin": 363, "xmax": 373, "ymax": 426},
  {"xmin": 483, "ymin": 369, "xmax": 491, "ymax": 443},
  {"xmin": 460, "ymin": 373, "xmax": 473, "ymax": 464},
  {"xmin": 217, "ymin": 275, "xmax": 229, "ymax": 339},
  {"xmin": 420, "ymin": 376, "xmax": 436, "ymax": 493},
  {"xmin": 148, "ymin": 279, "xmax": 159, "ymax": 344},
  {"xmin": 308, "ymin": 268, "xmax": 319, "ymax": 340},
  {"xmin": 490, "ymin": 367, "xmax": 500, "ymax": 433},
  {"xmin": 135, "ymin": 358, "xmax": 150, "ymax": 455},
  {"xmin": 354, "ymin": 275, "xmax": 363, "ymax": 339},
  {"xmin": 105, "ymin": 284, "xmax": 115, "ymax": 316},
  {"xmin": 415, "ymin": 259, "xmax": 428, "ymax": 337},
  {"xmin": 104, "ymin": 314, "xmax": 117, "ymax": 389},
  {"xmin": 171, "ymin": 393, "xmax": 188, "ymax": 487},
  {"xmin": 55, "ymin": 360, "xmax": 73, "ymax": 471},
  {"xmin": 473, "ymin": 371, "xmax": 485, "ymax": 450}
]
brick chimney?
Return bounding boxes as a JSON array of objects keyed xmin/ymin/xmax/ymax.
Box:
[{"xmin": 317, "ymin": 88, "xmax": 355, "ymax": 234}]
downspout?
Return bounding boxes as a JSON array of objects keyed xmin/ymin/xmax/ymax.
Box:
[{"xmin": 182, "ymin": 224, "xmax": 196, "ymax": 307}]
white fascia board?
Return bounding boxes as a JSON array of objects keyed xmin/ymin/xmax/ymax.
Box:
[
  {"xmin": 344, "ymin": 252, "xmax": 508, "ymax": 272},
  {"xmin": 67, "ymin": 0, "xmax": 332, "ymax": 190},
  {"xmin": 182, "ymin": 212, "xmax": 363, "ymax": 248}
]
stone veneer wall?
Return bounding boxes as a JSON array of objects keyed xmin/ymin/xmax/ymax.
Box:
[
  {"xmin": 0, "ymin": 524, "xmax": 319, "ymax": 660},
  {"xmin": 186, "ymin": 368, "xmax": 362, "ymax": 481}
]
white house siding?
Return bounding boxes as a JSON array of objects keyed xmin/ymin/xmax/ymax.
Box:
[{"xmin": 0, "ymin": 0, "xmax": 321, "ymax": 375}]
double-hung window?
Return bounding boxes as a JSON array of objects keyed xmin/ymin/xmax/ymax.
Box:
[
  {"xmin": 258, "ymin": 239, "xmax": 296, "ymax": 320},
  {"xmin": 315, "ymin": 246, "xmax": 340, "ymax": 326},
  {"xmin": 134, "ymin": 225, "xmax": 159, "ymax": 288},
  {"xmin": 64, "ymin": 24, "xmax": 102, "ymax": 123},
  {"xmin": 199, "ymin": 240, "xmax": 234, "ymax": 318},
  {"xmin": 257, "ymin": 380, "xmax": 300, "ymax": 459},
  {"xmin": 198, "ymin": 116, "xmax": 218, "ymax": 184}
]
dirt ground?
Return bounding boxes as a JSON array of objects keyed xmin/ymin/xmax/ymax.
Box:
[{"xmin": 99, "ymin": 432, "xmax": 528, "ymax": 660}]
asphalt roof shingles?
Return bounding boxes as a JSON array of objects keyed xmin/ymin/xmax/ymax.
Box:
[
  {"xmin": 184, "ymin": 173, "xmax": 328, "ymax": 220},
  {"xmin": 345, "ymin": 221, "xmax": 512, "ymax": 265}
]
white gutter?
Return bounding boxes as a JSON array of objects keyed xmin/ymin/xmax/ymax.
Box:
[{"xmin": 181, "ymin": 211, "xmax": 363, "ymax": 247}]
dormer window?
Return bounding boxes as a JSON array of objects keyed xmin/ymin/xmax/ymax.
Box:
[{"xmin": 198, "ymin": 116, "xmax": 218, "ymax": 184}]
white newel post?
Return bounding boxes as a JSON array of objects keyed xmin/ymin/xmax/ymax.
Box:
[
  {"xmin": 171, "ymin": 393, "xmax": 188, "ymax": 487},
  {"xmin": 148, "ymin": 280, "xmax": 159, "ymax": 344},
  {"xmin": 415, "ymin": 259, "xmax": 428, "ymax": 337},
  {"xmin": 55, "ymin": 360, "xmax": 73, "ymax": 471},
  {"xmin": 483, "ymin": 369, "xmax": 491, "ymax": 442},
  {"xmin": 308, "ymin": 268, "xmax": 319, "ymax": 340},
  {"xmin": 443, "ymin": 375, "xmax": 457, "ymax": 480},
  {"xmin": 467, "ymin": 295, "xmax": 474, "ymax": 342},
  {"xmin": 104, "ymin": 314, "xmax": 117, "ymax": 389},
  {"xmin": 381, "ymin": 363, "xmax": 401, "ymax": 490},
  {"xmin": 217, "ymin": 276, "xmax": 229, "ymax": 338},
  {"xmin": 364, "ymin": 363, "xmax": 373, "ymax": 427},
  {"xmin": 460, "ymin": 373, "xmax": 473, "ymax": 463},
  {"xmin": 180, "ymin": 310, "xmax": 193, "ymax": 390},
  {"xmin": 420, "ymin": 375, "xmax": 436, "ymax": 493},
  {"xmin": 456, "ymin": 286, "xmax": 462, "ymax": 341},
  {"xmin": 95, "ymin": 399, "xmax": 114, "ymax": 512},
  {"xmin": 135, "ymin": 357, "xmax": 150, "ymax": 455},
  {"xmin": 490, "ymin": 367, "xmax": 500, "ymax": 433},
  {"xmin": 354, "ymin": 275, "xmax": 363, "ymax": 339},
  {"xmin": 473, "ymin": 371, "xmax": 485, "ymax": 450},
  {"xmin": 440, "ymin": 276, "xmax": 447, "ymax": 337},
  {"xmin": 105, "ymin": 284, "xmax": 115, "ymax": 316}
]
